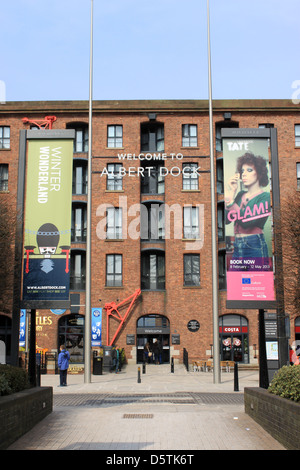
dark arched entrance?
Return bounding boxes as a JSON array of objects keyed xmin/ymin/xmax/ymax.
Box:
[{"xmin": 136, "ymin": 314, "xmax": 170, "ymax": 364}]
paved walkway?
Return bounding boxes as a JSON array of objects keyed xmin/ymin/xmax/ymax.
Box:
[{"xmin": 8, "ymin": 364, "xmax": 285, "ymax": 451}]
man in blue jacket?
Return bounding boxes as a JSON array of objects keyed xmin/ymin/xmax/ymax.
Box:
[{"xmin": 58, "ymin": 345, "xmax": 70, "ymax": 386}]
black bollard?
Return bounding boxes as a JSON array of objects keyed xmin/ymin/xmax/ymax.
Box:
[
  {"xmin": 171, "ymin": 357, "xmax": 174, "ymax": 373},
  {"xmin": 234, "ymin": 362, "xmax": 239, "ymax": 391},
  {"xmin": 138, "ymin": 366, "xmax": 141, "ymax": 383},
  {"xmin": 143, "ymin": 362, "xmax": 146, "ymax": 374}
]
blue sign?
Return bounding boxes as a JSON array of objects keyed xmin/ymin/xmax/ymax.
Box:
[
  {"xmin": 91, "ymin": 308, "xmax": 102, "ymax": 347},
  {"xmin": 19, "ymin": 309, "xmax": 27, "ymax": 347},
  {"xmin": 242, "ymin": 278, "xmax": 251, "ymax": 284}
]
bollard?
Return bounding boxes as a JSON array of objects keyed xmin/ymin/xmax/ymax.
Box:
[
  {"xmin": 171, "ymin": 357, "xmax": 174, "ymax": 373},
  {"xmin": 142, "ymin": 362, "xmax": 146, "ymax": 374},
  {"xmin": 138, "ymin": 366, "xmax": 141, "ymax": 383},
  {"xmin": 234, "ymin": 362, "xmax": 239, "ymax": 391}
]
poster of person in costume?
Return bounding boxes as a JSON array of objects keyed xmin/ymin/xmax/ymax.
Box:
[
  {"xmin": 223, "ymin": 137, "xmax": 275, "ymax": 305},
  {"xmin": 22, "ymin": 138, "xmax": 73, "ymax": 304}
]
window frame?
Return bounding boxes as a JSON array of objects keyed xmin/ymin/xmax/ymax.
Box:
[
  {"xmin": 107, "ymin": 125, "xmax": 123, "ymax": 148},
  {"xmin": 0, "ymin": 126, "xmax": 10, "ymax": 149},
  {"xmin": 182, "ymin": 124, "xmax": 197, "ymax": 147},
  {"xmin": 106, "ymin": 207, "xmax": 122, "ymax": 240},
  {"xmin": 182, "ymin": 163, "xmax": 199, "ymax": 190},
  {"xmin": 107, "ymin": 163, "xmax": 123, "ymax": 191},
  {"xmin": 0, "ymin": 164, "xmax": 8, "ymax": 191},
  {"xmin": 184, "ymin": 254, "xmax": 200, "ymax": 286},
  {"xmin": 295, "ymin": 125, "xmax": 300, "ymax": 147},
  {"xmin": 106, "ymin": 254, "xmax": 122, "ymax": 287},
  {"xmin": 183, "ymin": 206, "xmax": 200, "ymax": 239}
]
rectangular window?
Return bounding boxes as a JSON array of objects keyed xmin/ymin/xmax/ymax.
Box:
[
  {"xmin": 0, "ymin": 127, "xmax": 10, "ymax": 149},
  {"xmin": 183, "ymin": 206, "xmax": 199, "ymax": 239},
  {"xmin": 182, "ymin": 163, "xmax": 198, "ymax": 190},
  {"xmin": 70, "ymin": 252, "xmax": 86, "ymax": 290},
  {"xmin": 216, "ymin": 159, "xmax": 224, "ymax": 194},
  {"xmin": 141, "ymin": 163, "xmax": 164, "ymax": 194},
  {"xmin": 106, "ymin": 254, "xmax": 122, "ymax": 287},
  {"xmin": 75, "ymin": 127, "xmax": 88, "ymax": 153},
  {"xmin": 107, "ymin": 125, "xmax": 123, "ymax": 148},
  {"xmin": 218, "ymin": 251, "xmax": 226, "ymax": 290},
  {"xmin": 0, "ymin": 164, "xmax": 8, "ymax": 191},
  {"xmin": 106, "ymin": 207, "xmax": 122, "ymax": 239},
  {"xmin": 141, "ymin": 252, "xmax": 165, "ymax": 290},
  {"xmin": 73, "ymin": 162, "xmax": 88, "ymax": 194},
  {"xmin": 297, "ymin": 162, "xmax": 300, "ymax": 190},
  {"xmin": 217, "ymin": 203, "xmax": 225, "ymax": 241},
  {"xmin": 107, "ymin": 163, "xmax": 123, "ymax": 190},
  {"xmin": 141, "ymin": 123, "xmax": 164, "ymax": 152},
  {"xmin": 182, "ymin": 124, "xmax": 197, "ymax": 147},
  {"xmin": 184, "ymin": 254, "xmax": 200, "ymax": 286},
  {"xmin": 295, "ymin": 125, "xmax": 300, "ymax": 147}
]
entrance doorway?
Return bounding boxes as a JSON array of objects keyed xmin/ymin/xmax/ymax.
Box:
[{"xmin": 136, "ymin": 315, "xmax": 170, "ymax": 364}]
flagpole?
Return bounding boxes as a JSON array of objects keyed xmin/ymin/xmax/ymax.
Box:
[
  {"xmin": 207, "ymin": 0, "xmax": 220, "ymax": 383},
  {"xmin": 84, "ymin": 0, "xmax": 93, "ymax": 383}
]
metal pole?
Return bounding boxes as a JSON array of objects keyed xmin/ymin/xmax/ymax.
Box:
[
  {"xmin": 84, "ymin": 0, "xmax": 93, "ymax": 383},
  {"xmin": 207, "ymin": 0, "xmax": 220, "ymax": 383}
]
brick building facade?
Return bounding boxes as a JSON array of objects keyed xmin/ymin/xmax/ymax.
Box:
[{"xmin": 0, "ymin": 99, "xmax": 299, "ymax": 369}]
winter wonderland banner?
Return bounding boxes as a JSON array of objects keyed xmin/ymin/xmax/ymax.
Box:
[{"xmin": 22, "ymin": 133, "xmax": 73, "ymax": 306}]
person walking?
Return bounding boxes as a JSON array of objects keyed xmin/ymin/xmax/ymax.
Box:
[{"xmin": 58, "ymin": 345, "xmax": 70, "ymax": 387}]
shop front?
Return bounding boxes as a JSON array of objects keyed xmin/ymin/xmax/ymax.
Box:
[
  {"xmin": 136, "ymin": 314, "xmax": 170, "ymax": 364},
  {"xmin": 219, "ymin": 314, "xmax": 249, "ymax": 363}
]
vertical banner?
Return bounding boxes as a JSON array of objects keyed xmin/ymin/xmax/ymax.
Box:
[
  {"xmin": 223, "ymin": 133, "xmax": 276, "ymax": 308},
  {"xmin": 19, "ymin": 309, "xmax": 27, "ymax": 347},
  {"xmin": 22, "ymin": 133, "xmax": 74, "ymax": 307},
  {"xmin": 91, "ymin": 308, "xmax": 102, "ymax": 346}
]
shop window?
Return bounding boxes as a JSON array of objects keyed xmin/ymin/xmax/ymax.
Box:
[
  {"xmin": 182, "ymin": 163, "xmax": 198, "ymax": 190},
  {"xmin": 219, "ymin": 314, "xmax": 249, "ymax": 363},
  {"xmin": 141, "ymin": 250, "xmax": 165, "ymax": 290},
  {"xmin": 0, "ymin": 126, "xmax": 10, "ymax": 149},
  {"xmin": 182, "ymin": 124, "xmax": 197, "ymax": 147},
  {"xmin": 58, "ymin": 314, "xmax": 84, "ymax": 363},
  {"xmin": 73, "ymin": 160, "xmax": 87, "ymax": 195}
]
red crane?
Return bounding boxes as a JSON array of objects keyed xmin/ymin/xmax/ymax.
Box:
[{"xmin": 104, "ymin": 288, "xmax": 141, "ymax": 346}]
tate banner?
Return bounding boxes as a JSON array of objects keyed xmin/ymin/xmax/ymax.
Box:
[
  {"xmin": 22, "ymin": 134, "xmax": 73, "ymax": 306},
  {"xmin": 223, "ymin": 136, "xmax": 276, "ymax": 308}
]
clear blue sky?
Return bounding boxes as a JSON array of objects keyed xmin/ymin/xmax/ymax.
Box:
[{"xmin": 1, "ymin": 0, "xmax": 299, "ymax": 102}]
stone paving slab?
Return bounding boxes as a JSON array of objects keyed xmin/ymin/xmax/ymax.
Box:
[{"xmin": 7, "ymin": 364, "xmax": 286, "ymax": 451}]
